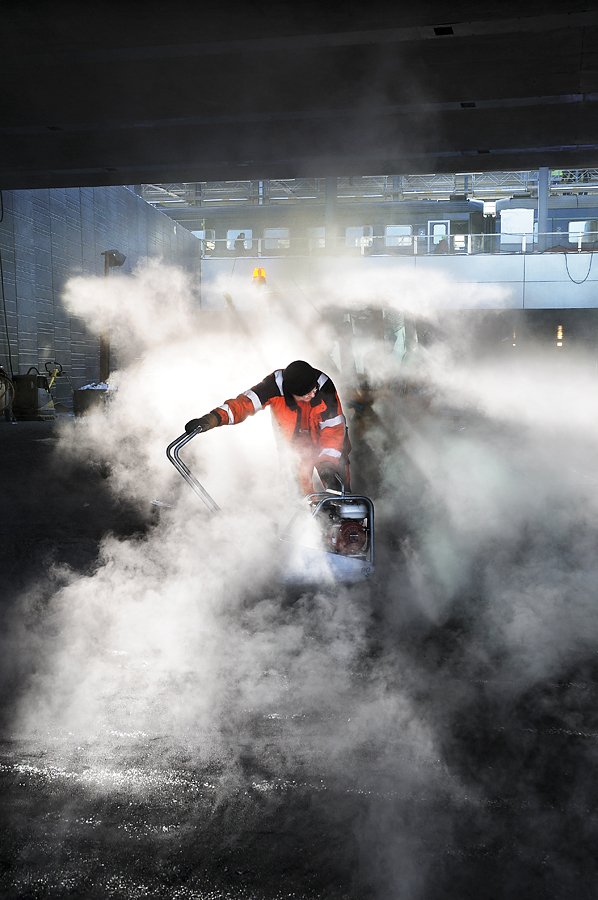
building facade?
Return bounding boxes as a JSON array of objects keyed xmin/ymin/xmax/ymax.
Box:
[{"xmin": 0, "ymin": 186, "xmax": 200, "ymax": 404}]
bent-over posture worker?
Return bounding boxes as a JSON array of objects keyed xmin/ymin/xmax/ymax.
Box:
[{"xmin": 185, "ymin": 360, "xmax": 350, "ymax": 495}]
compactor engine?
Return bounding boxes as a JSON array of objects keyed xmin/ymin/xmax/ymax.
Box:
[
  {"xmin": 279, "ymin": 489, "xmax": 374, "ymax": 585},
  {"xmin": 321, "ymin": 501, "xmax": 369, "ymax": 556}
]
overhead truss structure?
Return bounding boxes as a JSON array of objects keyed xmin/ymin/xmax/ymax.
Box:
[{"xmin": 142, "ymin": 171, "xmax": 598, "ymax": 209}]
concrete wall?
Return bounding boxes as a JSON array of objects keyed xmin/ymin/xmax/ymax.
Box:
[
  {"xmin": 0, "ymin": 186, "xmax": 200, "ymax": 402},
  {"xmin": 199, "ymin": 253, "xmax": 598, "ymax": 311}
]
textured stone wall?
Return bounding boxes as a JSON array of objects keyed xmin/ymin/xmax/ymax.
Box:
[{"xmin": 0, "ymin": 186, "xmax": 199, "ymax": 403}]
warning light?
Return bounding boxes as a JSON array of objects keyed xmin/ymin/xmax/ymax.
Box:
[
  {"xmin": 557, "ymin": 324, "xmax": 563, "ymax": 347},
  {"xmin": 253, "ymin": 267, "xmax": 266, "ymax": 283}
]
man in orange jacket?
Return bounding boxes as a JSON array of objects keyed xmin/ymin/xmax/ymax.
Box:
[{"xmin": 185, "ymin": 360, "xmax": 350, "ymax": 494}]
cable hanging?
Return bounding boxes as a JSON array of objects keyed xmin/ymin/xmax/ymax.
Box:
[{"xmin": 564, "ymin": 251, "xmax": 594, "ymax": 285}]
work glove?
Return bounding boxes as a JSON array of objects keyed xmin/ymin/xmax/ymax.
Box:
[
  {"xmin": 319, "ymin": 465, "xmax": 343, "ymax": 490},
  {"xmin": 185, "ymin": 412, "xmax": 219, "ymax": 434}
]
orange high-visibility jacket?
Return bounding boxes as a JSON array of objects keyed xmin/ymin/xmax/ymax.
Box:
[{"xmin": 210, "ymin": 368, "xmax": 350, "ymax": 465}]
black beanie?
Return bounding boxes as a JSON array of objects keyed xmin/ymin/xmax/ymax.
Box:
[{"xmin": 283, "ymin": 360, "xmax": 319, "ymax": 396}]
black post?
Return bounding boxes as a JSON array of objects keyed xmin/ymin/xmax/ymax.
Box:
[
  {"xmin": 99, "ymin": 249, "xmax": 126, "ymax": 383},
  {"xmin": 99, "ymin": 251, "xmax": 111, "ymax": 383}
]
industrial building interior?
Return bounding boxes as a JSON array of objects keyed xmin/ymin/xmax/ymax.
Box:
[{"xmin": 2, "ymin": 3, "xmax": 598, "ymax": 899}]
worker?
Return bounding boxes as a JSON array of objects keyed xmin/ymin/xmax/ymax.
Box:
[{"xmin": 185, "ymin": 360, "xmax": 350, "ymax": 495}]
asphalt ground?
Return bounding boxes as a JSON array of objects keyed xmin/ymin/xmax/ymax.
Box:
[{"xmin": 1, "ymin": 414, "xmax": 598, "ymax": 900}]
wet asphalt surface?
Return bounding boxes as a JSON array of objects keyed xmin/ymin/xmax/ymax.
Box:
[{"xmin": 1, "ymin": 417, "xmax": 598, "ymax": 899}]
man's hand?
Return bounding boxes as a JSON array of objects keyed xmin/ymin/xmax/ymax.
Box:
[{"xmin": 185, "ymin": 412, "xmax": 219, "ymax": 434}]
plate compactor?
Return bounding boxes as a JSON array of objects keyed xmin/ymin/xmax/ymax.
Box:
[{"xmin": 166, "ymin": 427, "xmax": 374, "ymax": 586}]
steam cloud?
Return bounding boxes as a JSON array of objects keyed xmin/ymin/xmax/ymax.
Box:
[{"xmin": 4, "ymin": 257, "xmax": 598, "ymax": 898}]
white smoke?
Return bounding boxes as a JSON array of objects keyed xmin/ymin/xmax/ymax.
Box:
[{"xmin": 5, "ymin": 257, "xmax": 598, "ymax": 898}]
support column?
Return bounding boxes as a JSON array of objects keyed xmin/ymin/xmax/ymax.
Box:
[
  {"xmin": 325, "ymin": 177, "xmax": 337, "ymax": 252},
  {"xmin": 538, "ymin": 166, "xmax": 549, "ymax": 252}
]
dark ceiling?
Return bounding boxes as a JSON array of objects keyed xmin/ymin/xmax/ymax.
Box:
[{"xmin": 3, "ymin": 1, "xmax": 598, "ymax": 190}]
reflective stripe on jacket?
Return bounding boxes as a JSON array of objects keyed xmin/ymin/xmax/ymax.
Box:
[{"xmin": 211, "ymin": 369, "xmax": 349, "ymax": 461}]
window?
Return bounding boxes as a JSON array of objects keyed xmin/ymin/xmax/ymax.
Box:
[
  {"xmin": 568, "ymin": 220, "xmax": 598, "ymax": 244},
  {"xmin": 384, "ymin": 225, "xmax": 412, "ymax": 247},
  {"xmin": 428, "ymin": 220, "xmax": 450, "ymax": 244},
  {"xmin": 307, "ymin": 227, "xmax": 326, "ymax": 251},
  {"xmin": 191, "ymin": 229, "xmax": 215, "ymax": 251},
  {"xmin": 227, "ymin": 230, "xmax": 252, "ymax": 250},
  {"xmin": 345, "ymin": 226, "xmax": 373, "ymax": 248},
  {"xmin": 500, "ymin": 208, "xmax": 534, "ymax": 246},
  {"xmin": 263, "ymin": 227, "xmax": 290, "ymax": 250}
]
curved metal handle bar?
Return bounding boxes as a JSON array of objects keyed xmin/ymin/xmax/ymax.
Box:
[{"xmin": 166, "ymin": 429, "xmax": 221, "ymax": 515}]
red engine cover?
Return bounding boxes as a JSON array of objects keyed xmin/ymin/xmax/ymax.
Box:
[{"xmin": 332, "ymin": 519, "xmax": 367, "ymax": 556}]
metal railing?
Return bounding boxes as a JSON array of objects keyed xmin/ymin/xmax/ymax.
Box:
[{"xmin": 195, "ymin": 232, "xmax": 598, "ymax": 258}]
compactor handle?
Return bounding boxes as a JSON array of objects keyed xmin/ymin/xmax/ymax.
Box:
[{"xmin": 166, "ymin": 428, "xmax": 221, "ymax": 515}]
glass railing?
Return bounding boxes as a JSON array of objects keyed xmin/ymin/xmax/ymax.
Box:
[{"xmin": 196, "ymin": 232, "xmax": 598, "ymax": 258}]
